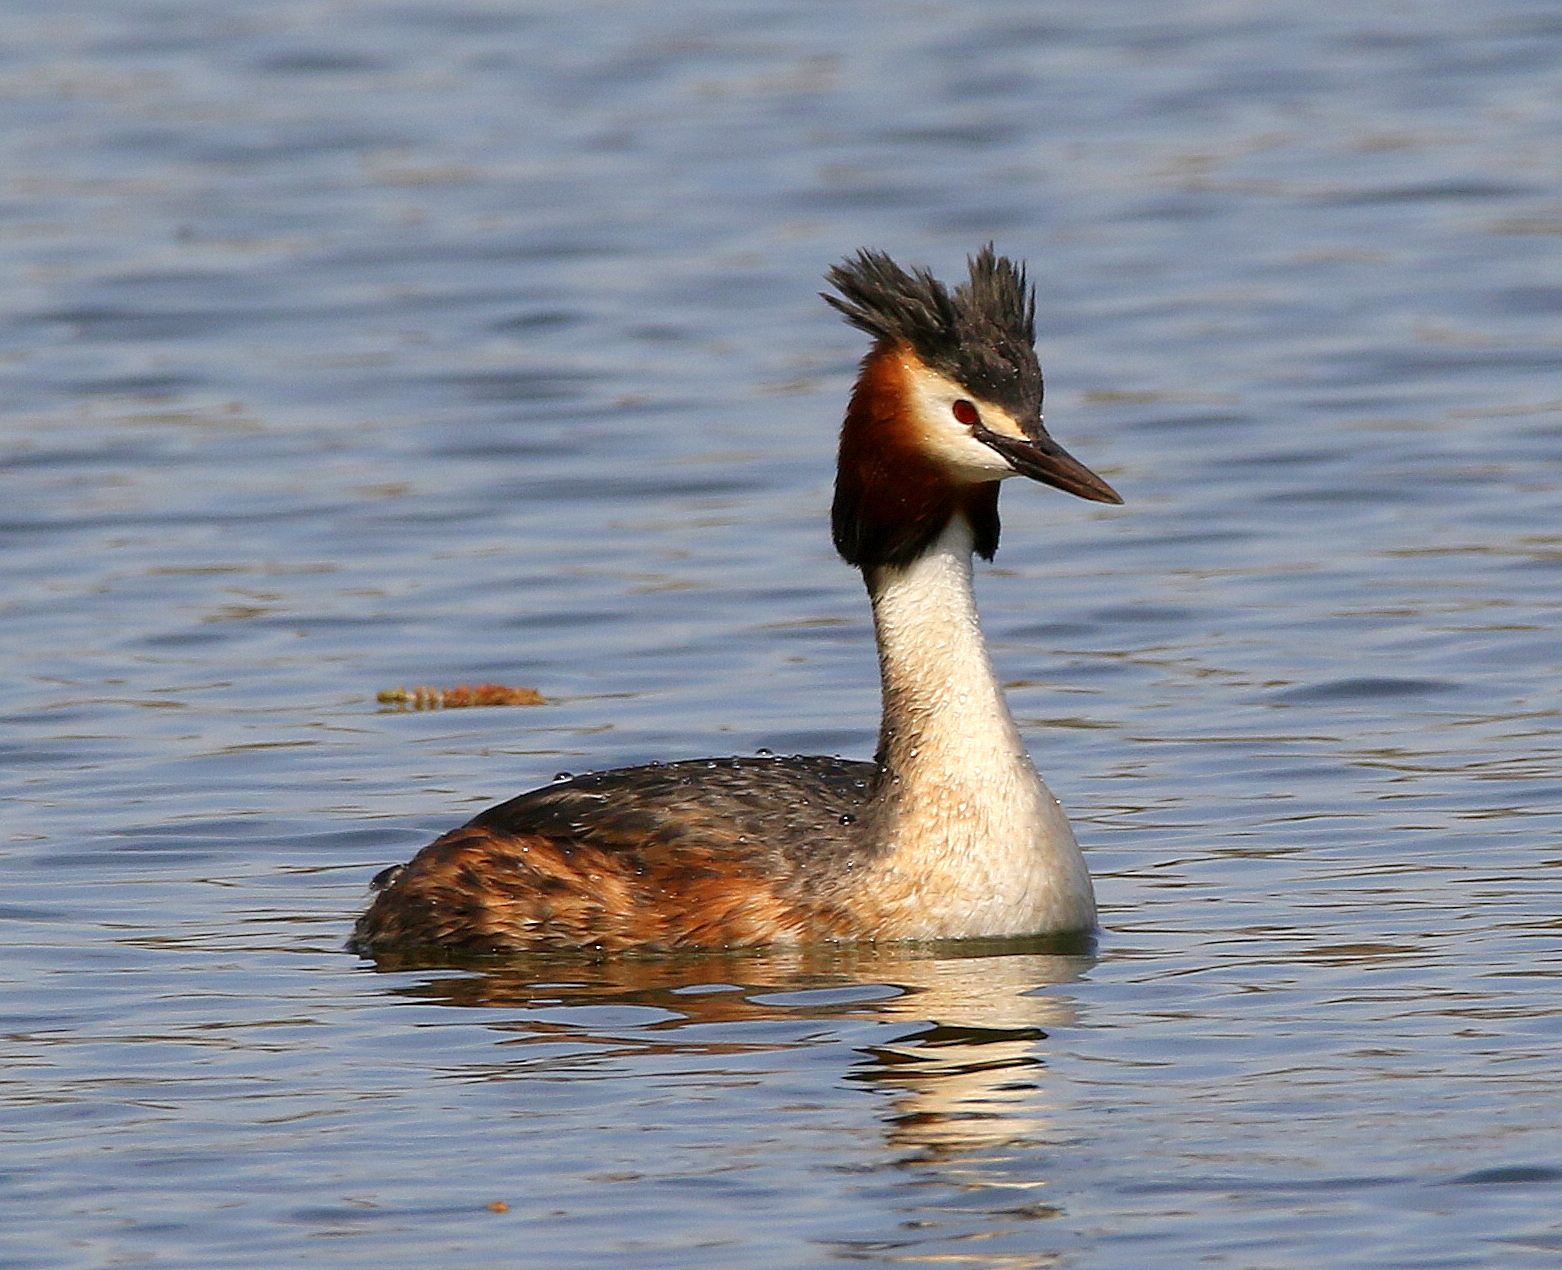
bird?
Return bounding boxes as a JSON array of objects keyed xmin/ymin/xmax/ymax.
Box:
[{"xmin": 351, "ymin": 245, "xmax": 1122, "ymax": 957}]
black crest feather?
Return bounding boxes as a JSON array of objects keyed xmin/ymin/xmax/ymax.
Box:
[{"xmin": 823, "ymin": 245, "xmax": 1043, "ymax": 421}]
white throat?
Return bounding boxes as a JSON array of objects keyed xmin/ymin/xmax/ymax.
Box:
[{"xmin": 863, "ymin": 517, "xmax": 1095, "ymax": 937}]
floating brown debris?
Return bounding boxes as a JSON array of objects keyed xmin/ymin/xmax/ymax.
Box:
[{"xmin": 377, "ymin": 683, "xmax": 547, "ymax": 710}]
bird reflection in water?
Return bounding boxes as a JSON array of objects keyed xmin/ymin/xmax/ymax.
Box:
[{"xmin": 368, "ymin": 937, "xmax": 1091, "ymax": 1166}]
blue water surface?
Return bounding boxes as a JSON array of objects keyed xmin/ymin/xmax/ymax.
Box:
[{"xmin": 2, "ymin": 1, "xmax": 1560, "ymax": 1265}]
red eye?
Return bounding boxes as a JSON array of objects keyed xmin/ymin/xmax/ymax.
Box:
[{"xmin": 952, "ymin": 399, "xmax": 979, "ymax": 426}]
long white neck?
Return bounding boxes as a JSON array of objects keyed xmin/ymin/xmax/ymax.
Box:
[{"xmin": 862, "ymin": 517, "xmax": 1095, "ymax": 937}]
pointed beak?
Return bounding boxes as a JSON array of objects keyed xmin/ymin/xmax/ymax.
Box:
[{"xmin": 975, "ymin": 424, "xmax": 1124, "ymax": 505}]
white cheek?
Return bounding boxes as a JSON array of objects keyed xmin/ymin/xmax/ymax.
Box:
[
  {"xmin": 922, "ymin": 426, "xmax": 1017, "ymax": 480},
  {"xmin": 904, "ymin": 376, "xmax": 1016, "ymax": 481}
]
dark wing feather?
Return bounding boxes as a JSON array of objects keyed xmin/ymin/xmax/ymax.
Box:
[
  {"xmin": 354, "ymin": 757, "xmax": 884, "ymax": 954},
  {"xmin": 469, "ymin": 755, "xmax": 877, "ymax": 865}
]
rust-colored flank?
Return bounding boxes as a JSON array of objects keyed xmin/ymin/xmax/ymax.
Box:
[
  {"xmin": 356, "ymin": 825, "xmax": 853, "ymax": 953},
  {"xmin": 353, "ymin": 246, "xmax": 1122, "ymax": 958}
]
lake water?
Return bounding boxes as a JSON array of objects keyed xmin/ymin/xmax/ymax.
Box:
[{"xmin": 3, "ymin": 1, "xmax": 1560, "ymax": 1265}]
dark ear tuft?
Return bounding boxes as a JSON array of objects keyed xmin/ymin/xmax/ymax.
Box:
[
  {"xmin": 959, "ymin": 243, "xmax": 1035, "ymax": 346},
  {"xmin": 823, "ymin": 246, "xmax": 1045, "ymax": 426},
  {"xmin": 822, "ymin": 250, "xmax": 957, "ymax": 350}
]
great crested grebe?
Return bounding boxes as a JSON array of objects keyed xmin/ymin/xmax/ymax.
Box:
[{"xmin": 352, "ymin": 246, "xmax": 1122, "ymax": 956}]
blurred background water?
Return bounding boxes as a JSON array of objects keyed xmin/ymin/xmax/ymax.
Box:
[{"xmin": 2, "ymin": 0, "xmax": 1560, "ymax": 1265}]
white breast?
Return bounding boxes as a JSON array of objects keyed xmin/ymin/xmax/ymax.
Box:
[{"xmin": 863, "ymin": 519, "xmax": 1096, "ymax": 937}]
